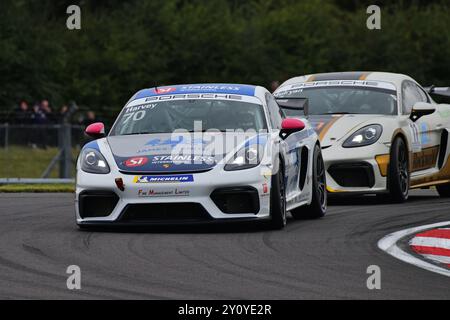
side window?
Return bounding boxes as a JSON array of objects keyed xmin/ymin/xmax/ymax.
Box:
[
  {"xmin": 402, "ymin": 81, "xmax": 426, "ymax": 115},
  {"xmin": 415, "ymin": 84, "xmax": 430, "ymax": 103},
  {"xmin": 265, "ymin": 93, "xmax": 283, "ymax": 129}
]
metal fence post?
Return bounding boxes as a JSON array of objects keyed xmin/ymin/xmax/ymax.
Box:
[
  {"xmin": 59, "ymin": 123, "xmax": 72, "ymax": 178},
  {"xmin": 4, "ymin": 123, "xmax": 9, "ymax": 151}
]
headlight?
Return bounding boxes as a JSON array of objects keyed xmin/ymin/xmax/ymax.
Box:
[
  {"xmin": 80, "ymin": 148, "xmax": 110, "ymax": 174},
  {"xmin": 343, "ymin": 124, "xmax": 382, "ymax": 148},
  {"xmin": 224, "ymin": 145, "xmax": 264, "ymax": 171}
]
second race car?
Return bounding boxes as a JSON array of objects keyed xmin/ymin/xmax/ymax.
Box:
[
  {"xmin": 274, "ymin": 72, "xmax": 450, "ymax": 202},
  {"xmin": 75, "ymin": 84, "xmax": 327, "ymax": 229}
]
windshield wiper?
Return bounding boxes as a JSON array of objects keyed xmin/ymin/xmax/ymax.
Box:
[
  {"xmin": 187, "ymin": 129, "xmax": 229, "ymax": 133},
  {"xmin": 316, "ymin": 112, "xmax": 361, "ymax": 115},
  {"xmin": 120, "ymin": 131, "xmax": 167, "ymax": 136}
]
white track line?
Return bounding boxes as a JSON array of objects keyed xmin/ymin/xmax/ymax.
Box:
[
  {"xmin": 423, "ymin": 254, "xmax": 450, "ymax": 264},
  {"xmin": 410, "ymin": 237, "xmax": 450, "ymax": 250},
  {"xmin": 378, "ymin": 221, "xmax": 450, "ymax": 277}
]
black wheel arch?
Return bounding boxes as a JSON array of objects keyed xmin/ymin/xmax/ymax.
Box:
[{"xmin": 390, "ymin": 131, "xmax": 411, "ymax": 170}]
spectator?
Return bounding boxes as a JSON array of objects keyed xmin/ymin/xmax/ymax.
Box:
[
  {"xmin": 30, "ymin": 103, "xmax": 48, "ymax": 149},
  {"xmin": 30, "ymin": 103, "xmax": 47, "ymax": 125},
  {"xmin": 13, "ymin": 100, "xmax": 31, "ymax": 124},
  {"xmin": 58, "ymin": 104, "xmax": 70, "ymax": 123},
  {"xmin": 270, "ymin": 80, "xmax": 280, "ymax": 93},
  {"xmin": 40, "ymin": 99, "xmax": 55, "ymax": 123},
  {"xmin": 81, "ymin": 110, "xmax": 100, "ymax": 127}
]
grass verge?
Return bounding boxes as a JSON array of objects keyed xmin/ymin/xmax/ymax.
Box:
[
  {"xmin": 0, "ymin": 146, "xmax": 79, "ymax": 178},
  {"xmin": 0, "ymin": 184, "xmax": 75, "ymax": 193}
]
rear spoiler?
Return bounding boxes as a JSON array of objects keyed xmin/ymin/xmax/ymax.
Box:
[
  {"xmin": 275, "ymin": 97, "xmax": 309, "ymax": 117},
  {"xmin": 424, "ymin": 86, "xmax": 450, "ymax": 98}
]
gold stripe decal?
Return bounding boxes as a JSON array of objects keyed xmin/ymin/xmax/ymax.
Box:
[
  {"xmin": 375, "ymin": 154, "xmax": 390, "ymax": 177},
  {"xmin": 358, "ymin": 72, "xmax": 371, "ymax": 80},
  {"xmin": 411, "ymin": 146, "xmax": 439, "ymax": 172},
  {"xmin": 411, "ymin": 154, "xmax": 450, "ymax": 187},
  {"xmin": 318, "ymin": 115, "xmax": 342, "ymax": 141}
]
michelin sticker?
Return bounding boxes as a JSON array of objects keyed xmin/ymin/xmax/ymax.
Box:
[{"xmin": 134, "ymin": 175, "xmax": 194, "ymax": 183}]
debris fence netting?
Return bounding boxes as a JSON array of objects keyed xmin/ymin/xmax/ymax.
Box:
[{"xmin": 0, "ymin": 124, "xmax": 86, "ymax": 179}]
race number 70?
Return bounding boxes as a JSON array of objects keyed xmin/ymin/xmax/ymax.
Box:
[{"xmin": 122, "ymin": 110, "xmax": 146, "ymax": 124}]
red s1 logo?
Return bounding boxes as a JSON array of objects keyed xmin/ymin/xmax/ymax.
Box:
[
  {"xmin": 154, "ymin": 87, "xmax": 176, "ymax": 94},
  {"xmin": 124, "ymin": 157, "xmax": 148, "ymax": 167}
]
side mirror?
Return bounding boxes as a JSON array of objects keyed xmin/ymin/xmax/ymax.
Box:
[
  {"xmin": 85, "ymin": 122, "xmax": 106, "ymax": 139},
  {"xmin": 410, "ymin": 102, "xmax": 436, "ymax": 122},
  {"xmin": 276, "ymin": 98, "xmax": 309, "ymax": 117},
  {"xmin": 280, "ymin": 118, "xmax": 305, "ymax": 139}
]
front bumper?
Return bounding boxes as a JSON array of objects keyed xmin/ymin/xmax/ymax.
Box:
[
  {"xmin": 322, "ymin": 142, "xmax": 390, "ymax": 194},
  {"xmin": 75, "ymin": 165, "xmax": 272, "ymax": 225}
]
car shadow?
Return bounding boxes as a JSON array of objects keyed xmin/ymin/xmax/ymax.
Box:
[
  {"xmin": 78, "ymin": 220, "xmax": 274, "ymax": 234},
  {"xmin": 77, "ymin": 191, "xmax": 442, "ymax": 234},
  {"xmin": 328, "ymin": 193, "xmax": 440, "ymax": 206}
]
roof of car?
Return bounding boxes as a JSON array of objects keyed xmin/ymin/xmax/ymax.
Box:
[
  {"xmin": 279, "ymin": 71, "xmax": 417, "ymax": 89},
  {"xmin": 131, "ymin": 83, "xmax": 260, "ymax": 100}
]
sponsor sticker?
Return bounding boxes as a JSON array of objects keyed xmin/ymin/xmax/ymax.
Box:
[
  {"xmin": 275, "ymin": 80, "xmax": 397, "ymax": 97},
  {"xmin": 134, "ymin": 174, "xmax": 194, "ymax": 183},
  {"xmin": 138, "ymin": 188, "xmax": 190, "ymax": 197},
  {"xmin": 124, "ymin": 103, "xmax": 156, "ymax": 113},
  {"xmin": 154, "ymin": 87, "xmax": 176, "ymax": 94},
  {"xmin": 151, "ymin": 155, "xmax": 215, "ymax": 164},
  {"xmin": 124, "ymin": 157, "xmax": 148, "ymax": 167},
  {"xmin": 137, "ymin": 137, "xmax": 211, "ymax": 155}
]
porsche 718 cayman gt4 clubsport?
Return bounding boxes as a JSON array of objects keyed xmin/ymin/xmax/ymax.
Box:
[
  {"xmin": 274, "ymin": 72, "xmax": 450, "ymax": 202},
  {"xmin": 76, "ymin": 84, "xmax": 327, "ymax": 229}
]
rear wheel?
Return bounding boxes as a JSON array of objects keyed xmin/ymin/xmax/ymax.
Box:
[
  {"xmin": 387, "ymin": 137, "xmax": 409, "ymax": 203},
  {"xmin": 436, "ymin": 184, "xmax": 450, "ymax": 197},
  {"xmin": 268, "ymin": 160, "xmax": 287, "ymax": 229},
  {"xmin": 291, "ymin": 144, "xmax": 327, "ymax": 219}
]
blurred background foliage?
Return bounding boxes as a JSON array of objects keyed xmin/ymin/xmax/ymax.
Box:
[{"xmin": 0, "ymin": 0, "xmax": 449, "ymax": 117}]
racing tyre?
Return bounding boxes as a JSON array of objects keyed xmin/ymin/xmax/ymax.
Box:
[
  {"xmin": 387, "ymin": 137, "xmax": 409, "ymax": 203},
  {"xmin": 268, "ymin": 160, "xmax": 287, "ymax": 229},
  {"xmin": 291, "ymin": 144, "xmax": 327, "ymax": 219},
  {"xmin": 436, "ymin": 184, "xmax": 450, "ymax": 197}
]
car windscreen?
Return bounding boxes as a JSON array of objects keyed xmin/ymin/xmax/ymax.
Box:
[
  {"xmin": 276, "ymin": 86, "xmax": 398, "ymax": 116},
  {"xmin": 110, "ymin": 99, "xmax": 267, "ymax": 136}
]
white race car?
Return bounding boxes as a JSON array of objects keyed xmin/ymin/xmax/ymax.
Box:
[
  {"xmin": 75, "ymin": 84, "xmax": 326, "ymax": 229},
  {"xmin": 274, "ymin": 72, "xmax": 450, "ymax": 202}
]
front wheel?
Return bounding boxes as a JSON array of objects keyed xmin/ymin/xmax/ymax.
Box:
[
  {"xmin": 436, "ymin": 184, "xmax": 450, "ymax": 197},
  {"xmin": 268, "ymin": 161, "xmax": 287, "ymax": 230},
  {"xmin": 291, "ymin": 144, "xmax": 327, "ymax": 219},
  {"xmin": 387, "ymin": 137, "xmax": 409, "ymax": 203}
]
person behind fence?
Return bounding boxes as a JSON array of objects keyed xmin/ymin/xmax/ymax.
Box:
[
  {"xmin": 58, "ymin": 105, "xmax": 69, "ymax": 123},
  {"xmin": 80, "ymin": 110, "xmax": 100, "ymax": 127},
  {"xmin": 13, "ymin": 100, "xmax": 31, "ymax": 124},
  {"xmin": 30, "ymin": 102, "xmax": 48, "ymax": 149},
  {"xmin": 40, "ymin": 99, "xmax": 56, "ymax": 124}
]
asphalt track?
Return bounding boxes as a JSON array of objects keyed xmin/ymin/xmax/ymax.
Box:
[{"xmin": 0, "ymin": 189, "xmax": 449, "ymax": 299}]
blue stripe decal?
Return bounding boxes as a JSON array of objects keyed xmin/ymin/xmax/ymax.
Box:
[
  {"xmin": 82, "ymin": 140, "xmax": 100, "ymax": 151},
  {"xmin": 132, "ymin": 84, "xmax": 256, "ymax": 100}
]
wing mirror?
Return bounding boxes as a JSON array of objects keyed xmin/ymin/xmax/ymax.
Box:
[
  {"xmin": 280, "ymin": 118, "xmax": 305, "ymax": 139},
  {"xmin": 410, "ymin": 102, "xmax": 436, "ymax": 122},
  {"xmin": 276, "ymin": 98, "xmax": 309, "ymax": 117},
  {"xmin": 85, "ymin": 122, "xmax": 106, "ymax": 139}
]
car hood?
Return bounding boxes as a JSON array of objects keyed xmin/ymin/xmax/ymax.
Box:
[
  {"xmin": 308, "ymin": 114, "xmax": 387, "ymax": 147},
  {"xmin": 107, "ymin": 132, "xmax": 268, "ymax": 173}
]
